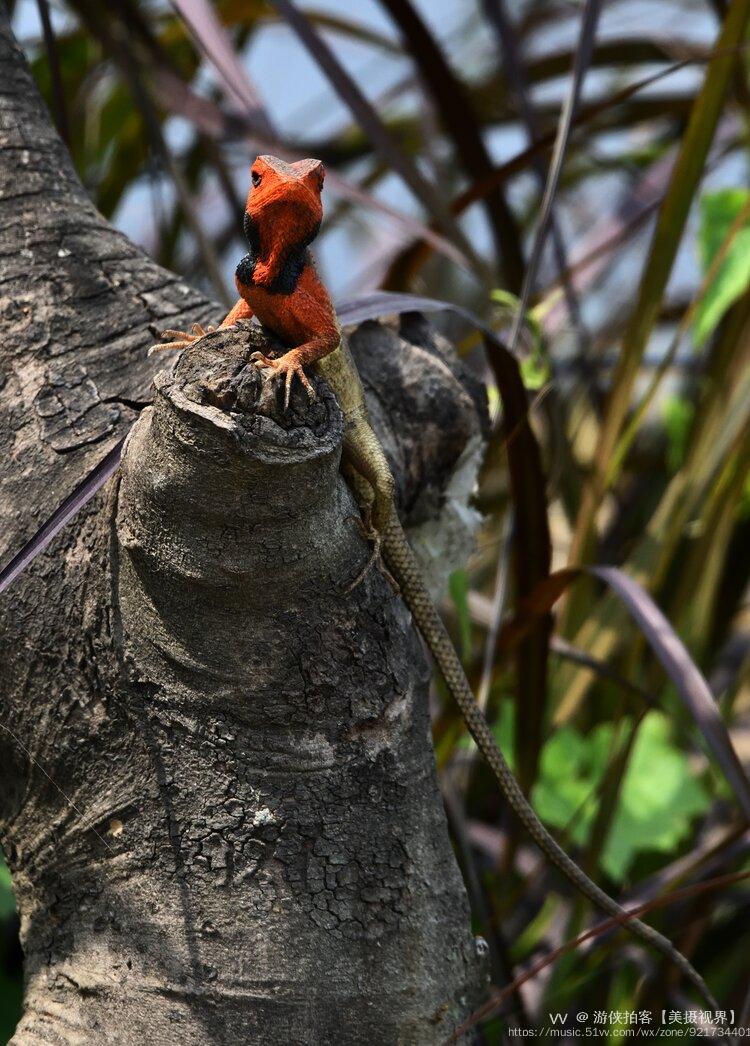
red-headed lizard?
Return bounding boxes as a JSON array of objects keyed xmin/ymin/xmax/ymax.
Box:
[{"xmin": 152, "ymin": 154, "xmax": 716, "ymax": 1009}]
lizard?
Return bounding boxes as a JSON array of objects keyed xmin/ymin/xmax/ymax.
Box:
[{"xmin": 152, "ymin": 154, "xmax": 716, "ymax": 1010}]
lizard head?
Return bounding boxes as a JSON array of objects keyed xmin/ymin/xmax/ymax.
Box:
[{"xmin": 244, "ymin": 156, "xmax": 324, "ymax": 280}]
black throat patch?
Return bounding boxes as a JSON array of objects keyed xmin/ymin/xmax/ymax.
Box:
[{"xmin": 236, "ymin": 212, "xmax": 319, "ymax": 295}]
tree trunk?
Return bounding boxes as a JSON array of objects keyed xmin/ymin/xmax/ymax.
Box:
[{"xmin": 0, "ymin": 12, "xmax": 488, "ymax": 1043}]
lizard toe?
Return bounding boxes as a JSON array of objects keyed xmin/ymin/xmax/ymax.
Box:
[{"xmin": 149, "ymin": 326, "xmax": 212, "ymax": 357}]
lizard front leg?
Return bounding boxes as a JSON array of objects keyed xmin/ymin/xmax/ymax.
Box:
[
  {"xmin": 250, "ymin": 273, "xmax": 342, "ymax": 407},
  {"xmin": 149, "ymin": 321, "xmax": 217, "ymax": 356},
  {"xmin": 219, "ymin": 297, "xmax": 255, "ymax": 328},
  {"xmin": 149, "ymin": 298, "xmax": 254, "ymax": 355},
  {"xmin": 251, "ymin": 332, "xmax": 339, "ymax": 409}
]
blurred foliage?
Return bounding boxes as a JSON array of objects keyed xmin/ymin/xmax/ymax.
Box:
[
  {"xmin": 0, "ymin": 860, "xmax": 14, "ymax": 923},
  {"xmin": 695, "ymin": 188, "xmax": 750, "ymax": 344},
  {"xmin": 0, "ymin": 852, "xmax": 20, "ymax": 1044},
  {"xmin": 663, "ymin": 394, "xmax": 695, "ymax": 472},
  {"xmin": 490, "ymin": 700, "xmax": 713, "ymax": 883},
  {"xmin": 4, "ymin": 0, "xmax": 750, "ymax": 1038},
  {"xmin": 448, "ymin": 569, "xmax": 474, "ymax": 663},
  {"xmin": 534, "ymin": 712, "xmax": 711, "ymax": 881}
]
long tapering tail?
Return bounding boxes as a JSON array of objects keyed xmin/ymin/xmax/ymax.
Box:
[{"xmin": 382, "ymin": 514, "xmax": 717, "ymax": 1011}]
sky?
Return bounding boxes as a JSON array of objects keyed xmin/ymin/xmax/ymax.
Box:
[{"xmin": 10, "ymin": 0, "xmax": 746, "ymax": 321}]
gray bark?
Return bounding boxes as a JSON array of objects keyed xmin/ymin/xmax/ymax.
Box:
[{"xmin": 0, "ymin": 11, "xmax": 489, "ymax": 1043}]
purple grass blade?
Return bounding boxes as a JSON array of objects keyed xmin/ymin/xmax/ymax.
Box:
[
  {"xmin": 271, "ymin": 0, "xmax": 479, "ymax": 272},
  {"xmin": 146, "ymin": 72, "xmax": 469, "ymax": 269},
  {"xmin": 337, "ymin": 291, "xmax": 502, "ymax": 343},
  {"xmin": 505, "ymin": 0, "xmax": 603, "ymax": 359},
  {"xmin": 590, "ymin": 565, "xmax": 750, "ymax": 822},
  {"xmin": 377, "ymin": 0, "xmax": 524, "ymax": 291},
  {"xmin": 0, "ymin": 438, "xmax": 125, "ymax": 597},
  {"xmin": 34, "ymin": 0, "xmax": 70, "ymax": 147},
  {"xmin": 482, "ymin": 0, "xmax": 583, "ymax": 330},
  {"xmin": 168, "ymin": 0, "xmax": 276, "ymax": 138}
]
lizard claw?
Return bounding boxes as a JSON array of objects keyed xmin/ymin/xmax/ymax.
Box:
[
  {"xmin": 149, "ymin": 322, "xmax": 216, "ymax": 356},
  {"xmin": 249, "ymin": 350, "xmax": 277, "ymax": 368},
  {"xmin": 250, "ymin": 349, "xmax": 315, "ymax": 410}
]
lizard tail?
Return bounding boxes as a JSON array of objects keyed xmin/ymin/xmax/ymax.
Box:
[{"xmin": 381, "ymin": 514, "xmax": 717, "ymax": 1011}]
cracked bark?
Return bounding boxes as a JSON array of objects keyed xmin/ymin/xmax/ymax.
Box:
[{"xmin": 0, "ymin": 11, "xmax": 489, "ymax": 1044}]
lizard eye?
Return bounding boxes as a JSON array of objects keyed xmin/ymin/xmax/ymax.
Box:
[{"xmin": 251, "ymin": 170, "xmax": 262, "ymax": 187}]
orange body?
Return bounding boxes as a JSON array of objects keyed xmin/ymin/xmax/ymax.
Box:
[{"xmin": 220, "ymin": 155, "xmax": 340, "ymax": 380}]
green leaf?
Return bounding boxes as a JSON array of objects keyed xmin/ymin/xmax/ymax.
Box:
[
  {"xmin": 0, "ymin": 853, "xmax": 15, "ymax": 921},
  {"xmin": 740, "ymin": 472, "xmax": 750, "ymax": 519},
  {"xmin": 570, "ymin": 0, "xmax": 750, "ymax": 559},
  {"xmin": 510, "ymin": 893, "xmax": 559, "ymax": 961},
  {"xmin": 448, "ymin": 569, "xmax": 473, "ymax": 662},
  {"xmin": 490, "ymin": 289, "xmax": 549, "ymax": 390},
  {"xmin": 532, "ymin": 723, "xmax": 611, "ymax": 849},
  {"xmin": 662, "ymin": 394, "xmax": 695, "ymax": 472},
  {"xmin": 531, "ymin": 713, "xmax": 710, "ymax": 882},
  {"xmin": 601, "ymin": 712, "xmax": 710, "ymax": 879},
  {"xmin": 490, "ymin": 699, "xmax": 516, "ymax": 770},
  {"xmin": 520, "ymin": 354, "xmax": 550, "ymax": 391},
  {"xmin": 694, "ymin": 189, "xmax": 750, "ymax": 346}
]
